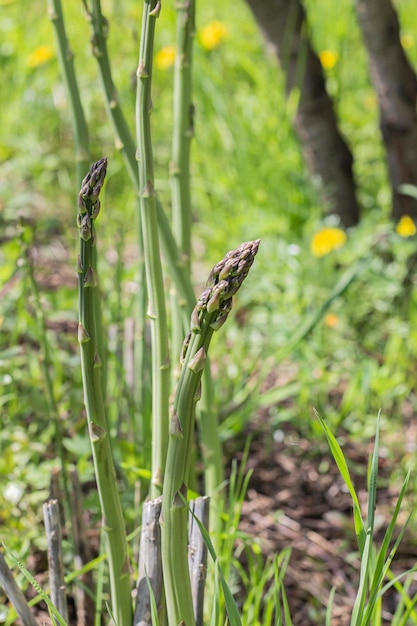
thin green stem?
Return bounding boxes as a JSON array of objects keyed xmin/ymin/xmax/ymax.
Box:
[
  {"xmin": 82, "ymin": 0, "xmax": 196, "ymax": 317},
  {"xmin": 161, "ymin": 240, "xmax": 260, "ymax": 626},
  {"xmin": 86, "ymin": 0, "xmax": 149, "ymax": 435},
  {"xmin": 170, "ymin": 0, "xmax": 195, "ymax": 369},
  {"xmin": 199, "ymin": 372, "xmax": 223, "ymax": 496},
  {"xmin": 136, "ymin": 0, "xmax": 171, "ymax": 498},
  {"xmin": 83, "ymin": 0, "xmax": 223, "ymax": 501},
  {"xmin": 77, "ymin": 159, "xmax": 132, "ymax": 626},
  {"xmin": 170, "ymin": 0, "xmax": 225, "ymax": 506},
  {"xmin": 82, "ymin": 0, "xmax": 196, "ymax": 316},
  {"xmin": 47, "ymin": 0, "xmax": 90, "ymax": 184},
  {"xmin": 86, "ymin": 0, "xmax": 138, "ymax": 188},
  {"xmin": 171, "ymin": 0, "xmax": 195, "ymax": 268},
  {"xmin": 48, "ymin": 0, "xmax": 107, "ymax": 396}
]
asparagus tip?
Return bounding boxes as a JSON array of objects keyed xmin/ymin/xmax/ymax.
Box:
[{"xmin": 191, "ymin": 239, "xmax": 260, "ymax": 334}]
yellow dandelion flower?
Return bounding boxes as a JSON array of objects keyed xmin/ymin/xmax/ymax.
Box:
[
  {"xmin": 396, "ymin": 215, "xmax": 416, "ymax": 237},
  {"xmin": 364, "ymin": 93, "xmax": 377, "ymax": 110},
  {"xmin": 310, "ymin": 227, "xmax": 347, "ymax": 257},
  {"xmin": 26, "ymin": 45, "xmax": 54, "ymax": 68},
  {"xmin": 319, "ymin": 50, "xmax": 339, "ymax": 70},
  {"xmin": 401, "ymin": 34, "xmax": 414, "ymax": 50},
  {"xmin": 155, "ymin": 45, "xmax": 176, "ymax": 70},
  {"xmin": 199, "ymin": 20, "xmax": 228, "ymax": 51},
  {"xmin": 324, "ymin": 313, "xmax": 339, "ymax": 328}
]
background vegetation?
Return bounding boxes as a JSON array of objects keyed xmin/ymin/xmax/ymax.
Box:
[{"xmin": 1, "ymin": 0, "xmax": 417, "ymax": 624}]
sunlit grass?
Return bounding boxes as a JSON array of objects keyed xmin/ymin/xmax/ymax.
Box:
[{"xmin": 2, "ymin": 0, "xmax": 417, "ymax": 622}]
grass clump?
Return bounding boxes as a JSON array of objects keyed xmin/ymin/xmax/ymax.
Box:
[{"xmin": 1, "ymin": 0, "xmax": 417, "ymax": 624}]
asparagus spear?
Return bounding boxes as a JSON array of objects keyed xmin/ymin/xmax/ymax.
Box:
[
  {"xmin": 77, "ymin": 158, "xmax": 132, "ymax": 626},
  {"xmin": 161, "ymin": 240, "xmax": 260, "ymax": 626}
]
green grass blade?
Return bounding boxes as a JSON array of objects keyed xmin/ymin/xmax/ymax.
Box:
[
  {"xmin": 315, "ymin": 410, "xmax": 366, "ymax": 549},
  {"xmin": 188, "ymin": 502, "xmax": 242, "ymax": 626},
  {"xmin": 209, "ymin": 561, "xmax": 221, "ymax": 626},
  {"xmin": 350, "ymin": 531, "xmax": 372, "ymax": 626},
  {"xmin": 380, "ymin": 566, "xmax": 417, "ymax": 624},
  {"xmin": 362, "ymin": 473, "xmax": 411, "ymax": 623},
  {"xmin": 325, "ymin": 587, "xmax": 336, "ymax": 626},
  {"xmin": 274, "ymin": 549, "xmax": 292, "ymax": 625},
  {"xmin": 363, "ymin": 518, "xmax": 413, "ymax": 624},
  {"xmin": 3, "ymin": 545, "xmax": 68, "ymax": 626},
  {"xmin": 366, "ymin": 412, "xmax": 381, "ymax": 535},
  {"xmin": 219, "ymin": 567, "xmax": 242, "ymax": 626},
  {"xmin": 144, "ymin": 571, "xmax": 160, "ymax": 626},
  {"xmin": 393, "ymin": 573, "xmax": 417, "ymax": 626}
]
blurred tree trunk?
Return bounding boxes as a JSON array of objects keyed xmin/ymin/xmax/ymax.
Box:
[
  {"xmin": 355, "ymin": 0, "xmax": 417, "ymax": 221},
  {"xmin": 245, "ymin": 0, "xmax": 360, "ymax": 228}
]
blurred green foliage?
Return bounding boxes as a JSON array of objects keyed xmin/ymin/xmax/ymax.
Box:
[{"xmin": 1, "ymin": 0, "xmax": 417, "ymax": 572}]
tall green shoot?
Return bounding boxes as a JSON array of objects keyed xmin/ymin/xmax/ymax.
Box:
[
  {"xmin": 161, "ymin": 240, "xmax": 260, "ymax": 625},
  {"xmin": 77, "ymin": 159, "xmax": 132, "ymax": 626},
  {"xmin": 136, "ymin": 0, "xmax": 171, "ymax": 498}
]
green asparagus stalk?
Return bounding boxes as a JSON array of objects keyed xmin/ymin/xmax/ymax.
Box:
[
  {"xmin": 171, "ymin": 0, "xmax": 194, "ymax": 265},
  {"xmin": 84, "ymin": 0, "xmax": 195, "ymax": 315},
  {"xmin": 86, "ymin": 0, "xmax": 149, "ymax": 435},
  {"xmin": 85, "ymin": 0, "xmax": 138, "ymax": 191},
  {"xmin": 161, "ymin": 240, "xmax": 260, "ymax": 626},
  {"xmin": 83, "ymin": 0, "xmax": 223, "ymax": 500},
  {"xmin": 48, "ymin": 0, "xmax": 107, "ymax": 399},
  {"xmin": 77, "ymin": 158, "xmax": 132, "ymax": 626},
  {"xmin": 136, "ymin": 0, "xmax": 171, "ymax": 497},
  {"xmin": 47, "ymin": 0, "xmax": 89, "ymax": 185},
  {"xmin": 169, "ymin": 0, "xmax": 225, "ymax": 508},
  {"xmin": 83, "ymin": 0, "xmax": 194, "ymax": 311},
  {"xmin": 170, "ymin": 0, "xmax": 195, "ymax": 362}
]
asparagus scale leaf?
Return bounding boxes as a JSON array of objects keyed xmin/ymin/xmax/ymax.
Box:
[{"xmin": 161, "ymin": 239, "xmax": 260, "ymax": 626}]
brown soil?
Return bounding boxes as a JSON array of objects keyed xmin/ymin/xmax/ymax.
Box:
[
  {"xmin": 4, "ymin": 237, "xmax": 417, "ymax": 625},
  {"xmin": 6, "ymin": 387, "xmax": 417, "ymax": 626},
  {"xmin": 226, "ymin": 418, "xmax": 417, "ymax": 625}
]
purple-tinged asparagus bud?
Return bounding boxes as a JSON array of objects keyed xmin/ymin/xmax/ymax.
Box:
[
  {"xmin": 80, "ymin": 182, "xmax": 90, "ymax": 201},
  {"xmin": 182, "ymin": 240, "xmax": 260, "ymax": 362},
  {"xmin": 78, "ymin": 193, "xmax": 88, "ymax": 212},
  {"xmin": 79, "ymin": 214, "xmax": 92, "ymax": 241},
  {"xmin": 218, "ymin": 256, "xmax": 240, "ymax": 281},
  {"xmin": 91, "ymin": 199, "xmax": 101, "ymax": 220},
  {"xmin": 76, "ymin": 254, "xmax": 83, "ymax": 274},
  {"xmin": 78, "ymin": 323, "xmax": 90, "ymax": 343},
  {"xmin": 84, "ymin": 265, "xmax": 96, "ymax": 288},
  {"xmin": 188, "ymin": 347, "xmax": 207, "ymax": 373},
  {"xmin": 89, "ymin": 422, "xmax": 106, "ymax": 442},
  {"xmin": 78, "ymin": 157, "xmax": 108, "ymax": 213},
  {"xmin": 190, "ymin": 306, "xmax": 201, "ymax": 333},
  {"xmin": 91, "ymin": 181, "xmax": 104, "ymax": 202},
  {"xmin": 194, "ymin": 381, "xmax": 202, "ymax": 402},
  {"xmin": 206, "ymin": 280, "xmax": 228, "ymax": 313},
  {"xmin": 169, "ymin": 412, "xmax": 183, "ymax": 437},
  {"xmin": 180, "ymin": 331, "xmax": 192, "ymax": 364},
  {"xmin": 199, "ymin": 240, "xmax": 260, "ymax": 331},
  {"xmin": 210, "ymin": 298, "xmax": 233, "ymax": 331}
]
